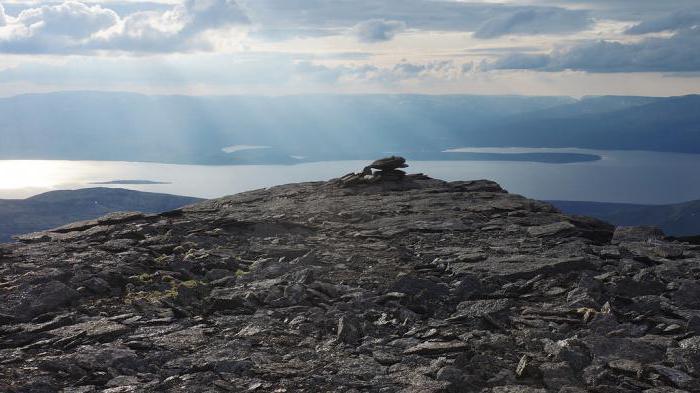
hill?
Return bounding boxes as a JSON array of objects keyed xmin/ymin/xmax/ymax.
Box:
[
  {"xmin": 480, "ymin": 95, "xmax": 700, "ymax": 153},
  {"xmin": 1, "ymin": 161, "xmax": 698, "ymax": 391},
  {"xmin": 0, "ymin": 92, "xmax": 572, "ymax": 164},
  {"xmin": 1, "ymin": 92, "xmax": 698, "ymax": 164},
  {"xmin": 0, "ymin": 188, "xmax": 202, "ymax": 242},
  {"xmin": 549, "ymin": 199, "xmax": 700, "ymax": 236}
]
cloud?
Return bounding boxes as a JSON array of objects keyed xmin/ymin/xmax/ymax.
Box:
[
  {"xmin": 247, "ymin": 27, "xmax": 334, "ymax": 41},
  {"xmin": 626, "ymin": 10, "xmax": 700, "ymax": 34},
  {"xmin": 485, "ymin": 53, "xmax": 550, "ymax": 70},
  {"xmin": 486, "ymin": 27, "xmax": 700, "ymax": 72},
  {"xmin": 179, "ymin": 0, "xmax": 249, "ymax": 35},
  {"xmin": 392, "ymin": 61, "xmax": 456, "ymax": 78},
  {"xmin": 237, "ymin": 0, "xmax": 592, "ymax": 41},
  {"xmin": 289, "ymin": 60, "xmax": 467, "ymax": 84},
  {"xmin": 474, "ymin": 7, "xmax": 592, "ymax": 39},
  {"xmin": 0, "ymin": 1, "xmax": 121, "ymax": 53},
  {"xmin": 498, "ymin": 0, "xmax": 700, "ymax": 21},
  {"xmin": 0, "ymin": 53, "xmax": 472, "ymax": 90},
  {"xmin": 0, "ymin": 0, "xmax": 249, "ymax": 54},
  {"xmin": 287, "ymin": 59, "xmax": 471, "ymax": 86},
  {"xmin": 293, "ymin": 60, "xmax": 346, "ymax": 83},
  {"xmin": 0, "ymin": 53, "xmax": 297, "ymax": 85},
  {"xmin": 0, "ymin": 3, "xmax": 6, "ymax": 27},
  {"xmin": 352, "ymin": 19, "xmax": 405, "ymax": 43},
  {"xmin": 14, "ymin": 1, "xmax": 119, "ymax": 37}
]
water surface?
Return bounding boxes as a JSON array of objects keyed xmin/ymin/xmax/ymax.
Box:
[{"xmin": 1, "ymin": 149, "xmax": 699, "ymax": 204}]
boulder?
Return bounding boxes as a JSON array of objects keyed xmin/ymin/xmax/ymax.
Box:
[{"xmin": 367, "ymin": 156, "xmax": 408, "ymax": 171}]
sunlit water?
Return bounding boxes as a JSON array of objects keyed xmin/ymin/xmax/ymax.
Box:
[{"xmin": 1, "ymin": 148, "xmax": 700, "ymax": 204}]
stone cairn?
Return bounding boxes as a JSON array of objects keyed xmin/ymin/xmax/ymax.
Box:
[{"xmin": 338, "ymin": 156, "xmax": 411, "ymax": 186}]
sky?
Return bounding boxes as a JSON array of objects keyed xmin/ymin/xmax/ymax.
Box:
[{"xmin": 0, "ymin": 0, "xmax": 699, "ymax": 97}]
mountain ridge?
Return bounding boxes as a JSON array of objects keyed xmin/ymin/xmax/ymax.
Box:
[
  {"xmin": 549, "ymin": 198, "xmax": 700, "ymax": 236},
  {"xmin": 0, "ymin": 187, "xmax": 202, "ymax": 242},
  {"xmin": 1, "ymin": 92, "xmax": 698, "ymax": 165}
]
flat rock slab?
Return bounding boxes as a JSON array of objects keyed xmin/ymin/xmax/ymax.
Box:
[
  {"xmin": 152, "ymin": 326, "xmax": 208, "ymax": 350},
  {"xmin": 403, "ymin": 340, "xmax": 468, "ymax": 356},
  {"xmin": 527, "ymin": 222, "xmax": 577, "ymax": 238},
  {"xmin": 49, "ymin": 319, "xmax": 130, "ymax": 341},
  {"xmin": 450, "ymin": 299, "xmax": 513, "ymax": 321},
  {"xmin": 464, "ymin": 256, "xmax": 595, "ymax": 280},
  {"xmin": 368, "ymin": 156, "xmax": 408, "ymax": 171},
  {"xmin": 581, "ymin": 335, "xmax": 667, "ymax": 363}
]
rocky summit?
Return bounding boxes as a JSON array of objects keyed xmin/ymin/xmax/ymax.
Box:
[
  {"xmin": 341, "ymin": 156, "xmax": 412, "ymax": 184},
  {"xmin": 1, "ymin": 161, "xmax": 700, "ymax": 393}
]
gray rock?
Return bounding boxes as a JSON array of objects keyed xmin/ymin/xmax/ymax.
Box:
[
  {"xmin": 672, "ymin": 281, "xmax": 700, "ymax": 309},
  {"xmin": 403, "ymin": 341, "xmax": 468, "ymax": 356},
  {"xmin": 436, "ymin": 365, "xmax": 464, "ymax": 384},
  {"xmin": 613, "ymin": 226, "xmax": 665, "ymax": 243},
  {"xmin": 49, "ymin": 319, "xmax": 130, "ymax": 342},
  {"xmin": 105, "ymin": 375, "xmax": 139, "ymax": 387},
  {"xmin": 545, "ymin": 338, "xmax": 591, "ymax": 371},
  {"xmin": 581, "ymin": 335, "xmax": 666, "ymax": 363},
  {"xmin": 668, "ymin": 336, "xmax": 700, "ymax": 376},
  {"xmin": 515, "ymin": 354, "xmax": 539, "ymax": 379},
  {"xmin": 649, "ymin": 365, "xmax": 695, "ymax": 389},
  {"xmin": 367, "ymin": 156, "xmax": 408, "ymax": 171},
  {"xmin": 607, "ymin": 358, "xmax": 643, "ymax": 377},
  {"xmin": 449, "ymin": 299, "xmax": 512, "ymax": 321},
  {"xmin": 527, "ymin": 222, "xmax": 577, "ymax": 238},
  {"xmin": 336, "ymin": 315, "xmax": 363, "ymax": 344},
  {"xmin": 567, "ymin": 287, "xmax": 600, "ymax": 309},
  {"xmin": 539, "ymin": 362, "xmax": 578, "ymax": 390},
  {"xmin": 16, "ymin": 281, "xmax": 79, "ymax": 320},
  {"xmin": 492, "ymin": 387, "xmax": 547, "ymax": 393}
]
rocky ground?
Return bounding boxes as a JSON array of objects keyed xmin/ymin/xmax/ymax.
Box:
[{"xmin": 1, "ymin": 165, "xmax": 699, "ymax": 392}]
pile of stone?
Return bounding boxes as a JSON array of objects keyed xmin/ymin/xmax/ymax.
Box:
[
  {"xmin": 339, "ymin": 155, "xmax": 410, "ymax": 185},
  {"xmin": 365, "ymin": 155, "xmax": 409, "ymax": 180}
]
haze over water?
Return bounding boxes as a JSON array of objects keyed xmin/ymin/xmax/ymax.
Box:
[{"xmin": 2, "ymin": 149, "xmax": 699, "ymax": 205}]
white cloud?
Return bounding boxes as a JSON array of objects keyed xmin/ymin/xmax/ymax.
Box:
[
  {"xmin": 0, "ymin": 0, "xmax": 249, "ymax": 53},
  {"xmin": 0, "ymin": 3, "xmax": 7, "ymax": 27},
  {"xmin": 391, "ymin": 61, "xmax": 460, "ymax": 79},
  {"xmin": 15, "ymin": 1, "xmax": 119, "ymax": 37},
  {"xmin": 0, "ymin": 1, "xmax": 121, "ymax": 53},
  {"xmin": 352, "ymin": 19, "xmax": 405, "ymax": 43}
]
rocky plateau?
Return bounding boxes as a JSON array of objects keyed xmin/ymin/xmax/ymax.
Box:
[{"xmin": 1, "ymin": 160, "xmax": 699, "ymax": 392}]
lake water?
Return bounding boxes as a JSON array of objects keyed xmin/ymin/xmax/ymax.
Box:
[{"xmin": 1, "ymin": 148, "xmax": 700, "ymax": 204}]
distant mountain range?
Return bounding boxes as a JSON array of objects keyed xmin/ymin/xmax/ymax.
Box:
[
  {"xmin": 0, "ymin": 92, "xmax": 698, "ymax": 164},
  {"xmin": 0, "ymin": 188, "xmax": 202, "ymax": 242},
  {"xmin": 549, "ymin": 199, "xmax": 700, "ymax": 237}
]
